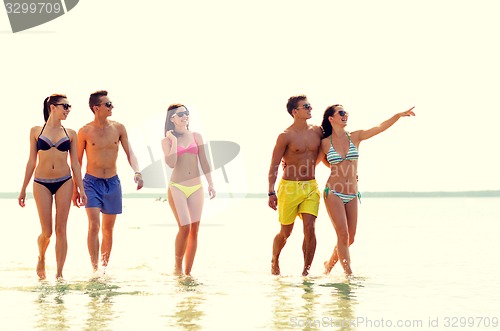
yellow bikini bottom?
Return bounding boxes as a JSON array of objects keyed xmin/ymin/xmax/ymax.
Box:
[{"xmin": 169, "ymin": 182, "xmax": 202, "ymax": 198}]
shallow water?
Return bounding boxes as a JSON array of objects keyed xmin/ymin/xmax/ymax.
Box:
[{"xmin": 1, "ymin": 197, "xmax": 499, "ymax": 330}]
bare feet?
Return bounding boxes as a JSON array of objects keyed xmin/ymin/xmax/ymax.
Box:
[
  {"xmin": 324, "ymin": 260, "xmax": 333, "ymax": 274},
  {"xmin": 271, "ymin": 259, "xmax": 280, "ymax": 275},
  {"xmin": 174, "ymin": 255, "xmax": 183, "ymax": 276},
  {"xmin": 37, "ymin": 257, "xmax": 46, "ymax": 280},
  {"xmin": 91, "ymin": 258, "xmax": 98, "ymax": 273},
  {"xmin": 101, "ymin": 252, "xmax": 110, "ymax": 268},
  {"xmin": 302, "ymin": 265, "xmax": 310, "ymax": 276}
]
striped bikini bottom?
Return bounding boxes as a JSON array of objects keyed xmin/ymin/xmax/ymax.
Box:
[{"xmin": 324, "ymin": 187, "xmax": 361, "ymax": 204}]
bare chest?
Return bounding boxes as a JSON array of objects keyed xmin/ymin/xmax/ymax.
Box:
[
  {"xmin": 287, "ymin": 134, "xmax": 320, "ymax": 154},
  {"xmin": 87, "ymin": 128, "xmax": 120, "ymax": 150}
]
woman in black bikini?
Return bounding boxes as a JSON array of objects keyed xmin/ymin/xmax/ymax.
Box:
[{"xmin": 18, "ymin": 94, "xmax": 87, "ymax": 280}]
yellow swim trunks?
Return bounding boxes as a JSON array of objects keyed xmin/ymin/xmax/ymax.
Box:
[{"xmin": 277, "ymin": 179, "xmax": 320, "ymax": 225}]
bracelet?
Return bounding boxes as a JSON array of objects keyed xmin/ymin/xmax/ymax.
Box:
[
  {"xmin": 134, "ymin": 172, "xmax": 142, "ymax": 176},
  {"xmin": 268, "ymin": 191, "xmax": 276, "ymax": 196}
]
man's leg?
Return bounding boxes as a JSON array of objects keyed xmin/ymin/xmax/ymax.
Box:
[
  {"xmin": 86, "ymin": 208, "xmax": 101, "ymax": 271},
  {"xmin": 99, "ymin": 175, "xmax": 121, "ymax": 270},
  {"xmin": 272, "ymin": 223, "xmax": 294, "ymax": 275},
  {"xmin": 101, "ymin": 213, "xmax": 117, "ymax": 268},
  {"xmin": 301, "ymin": 213, "xmax": 316, "ymax": 276}
]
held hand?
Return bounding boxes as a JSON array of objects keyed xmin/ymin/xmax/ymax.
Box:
[
  {"xmin": 79, "ymin": 192, "xmax": 88, "ymax": 207},
  {"xmin": 268, "ymin": 195, "xmax": 278, "ymax": 211},
  {"xmin": 134, "ymin": 173, "xmax": 144, "ymax": 190},
  {"xmin": 400, "ymin": 107, "xmax": 416, "ymax": 117},
  {"xmin": 18, "ymin": 191, "xmax": 26, "ymax": 208},
  {"xmin": 72, "ymin": 189, "xmax": 80, "ymax": 208},
  {"xmin": 72, "ymin": 189, "xmax": 87, "ymax": 207},
  {"xmin": 208, "ymin": 185, "xmax": 216, "ymax": 199},
  {"xmin": 166, "ymin": 130, "xmax": 176, "ymax": 142}
]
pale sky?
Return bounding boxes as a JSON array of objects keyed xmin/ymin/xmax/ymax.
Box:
[{"xmin": 1, "ymin": 0, "xmax": 499, "ymax": 194}]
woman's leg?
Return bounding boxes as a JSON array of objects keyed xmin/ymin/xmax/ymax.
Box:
[
  {"xmin": 184, "ymin": 188, "xmax": 204, "ymax": 275},
  {"xmin": 168, "ymin": 186, "xmax": 191, "ymax": 275},
  {"xmin": 345, "ymin": 198, "xmax": 358, "ymax": 247},
  {"xmin": 324, "ymin": 194, "xmax": 352, "ymax": 275},
  {"xmin": 33, "ymin": 183, "xmax": 54, "ymax": 280},
  {"xmin": 324, "ymin": 197, "xmax": 358, "ymax": 274},
  {"xmin": 53, "ymin": 179, "xmax": 73, "ymax": 279}
]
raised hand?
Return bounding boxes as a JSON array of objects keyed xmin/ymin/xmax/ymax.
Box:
[{"xmin": 400, "ymin": 106, "xmax": 416, "ymax": 117}]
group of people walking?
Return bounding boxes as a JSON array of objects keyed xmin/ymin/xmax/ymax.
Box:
[
  {"xmin": 19, "ymin": 91, "xmax": 213, "ymax": 280},
  {"xmin": 18, "ymin": 92, "xmax": 413, "ymax": 280},
  {"xmin": 268, "ymin": 95, "xmax": 415, "ymax": 276}
]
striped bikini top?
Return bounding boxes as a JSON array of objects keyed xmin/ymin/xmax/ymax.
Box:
[{"xmin": 327, "ymin": 132, "xmax": 359, "ymax": 165}]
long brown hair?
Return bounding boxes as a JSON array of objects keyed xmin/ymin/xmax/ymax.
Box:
[
  {"xmin": 164, "ymin": 103, "xmax": 189, "ymax": 137},
  {"xmin": 321, "ymin": 104, "xmax": 342, "ymax": 138},
  {"xmin": 43, "ymin": 94, "xmax": 67, "ymax": 122}
]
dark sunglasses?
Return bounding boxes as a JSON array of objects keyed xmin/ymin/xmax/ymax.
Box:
[
  {"xmin": 337, "ymin": 110, "xmax": 348, "ymax": 117},
  {"xmin": 297, "ymin": 103, "xmax": 312, "ymax": 110},
  {"xmin": 101, "ymin": 101, "xmax": 113, "ymax": 108},
  {"xmin": 55, "ymin": 103, "xmax": 72, "ymax": 110},
  {"xmin": 174, "ymin": 110, "xmax": 190, "ymax": 118}
]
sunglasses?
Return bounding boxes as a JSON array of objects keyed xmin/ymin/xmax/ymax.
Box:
[
  {"xmin": 55, "ymin": 103, "xmax": 72, "ymax": 110},
  {"xmin": 100, "ymin": 101, "xmax": 113, "ymax": 108},
  {"xmin": 297, "ymin": 103, "xmax": 312, "ymax": 110},
  {"xmin": 337, "ymin": 110, "xmax": 348, "ymax": 117},
  {"xmin": 173, "ymin": 110, "xmax": 190, "ymax": 118}
]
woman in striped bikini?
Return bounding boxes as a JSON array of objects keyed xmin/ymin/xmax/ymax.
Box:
[
  {"xmin": 319, "ymin": 104, "xmax": 415, "ymax": 275},
  {"xmin": 161, "ymin": 104, "xmax": 216, "ymax": 276},
  {"xmin": 18, "ymin": 94, "xmax": 87, "ymax": 280}
]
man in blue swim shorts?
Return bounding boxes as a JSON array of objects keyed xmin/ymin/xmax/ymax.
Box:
[
  {"xmin": 73, "ymin": 90, "xmax": 143, "ymax": 272},
  {"xmin": 267, "ymin": 95, "xmax": 323, "ymax": 276}
]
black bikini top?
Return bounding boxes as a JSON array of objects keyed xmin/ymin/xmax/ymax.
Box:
[{"xmin": 37, "ymin": 124, "xmax": 70, "ymax": 152}]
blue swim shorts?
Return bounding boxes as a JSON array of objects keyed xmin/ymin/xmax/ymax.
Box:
[{"xmin": 83, "ymin": 174, "xmax": 122, "ymax": 214}]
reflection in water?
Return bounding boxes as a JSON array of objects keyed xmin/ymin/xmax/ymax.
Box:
[
  {"xmin": 320, "ymin": 277, "xmax": 362, "ymax": 330},
  {"xmin": 272, "ymin": 276, "xmax": 362, "ymax": 331},
  {"xmin": 272, "ymin": 277, "xmax": 320, "ymax": 330},
  {"xmin": 298, "ymin": 279, "xmax": 321, "ymax": 329},
  {"xmin": 167, "ymin": 276, "xmax": 205, "ymax": 331},
  {"xmin": 29, "ymin": 277, "xmax": 148, "ymax": 330},
  {"xmin": 272, "ymin": 278, "xmax": 295, "ymax": 330},
  {"xmin": 35, "ymin": 281, "xmax": 69, "ymax": 330},
  {"xmin": 84, "ymin": 281, "xmax": 116, "ymax": 331}
]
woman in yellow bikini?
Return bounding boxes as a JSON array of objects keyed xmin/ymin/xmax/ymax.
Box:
[
  {"xmin": 319, "ymin": 104, "xmax": 415, "ymax": 275},
  {"xmin": 161, "ymin": 104, "xmax": 216, "ymax": 276}
]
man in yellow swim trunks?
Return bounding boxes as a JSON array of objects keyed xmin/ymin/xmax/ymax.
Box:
[{"xmin": 268, "ymin": 95, "xmax": 323, "ymax": 276}]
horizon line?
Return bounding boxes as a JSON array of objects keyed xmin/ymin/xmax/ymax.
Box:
[{"xmin": 3, "ymin": 190, "xmax": 500, "ymax": 199}]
